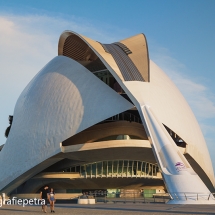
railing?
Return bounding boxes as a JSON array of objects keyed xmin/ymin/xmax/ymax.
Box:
[
  {"xmin": 103, "ymin": 112, "xmax": 141, "ymax": 124},
  {"xmin": 63, "ymin": 160, "xmax": 160, "ymax": 179},
  {"xmin": 79, "ymin": 191, "xmax": 171, "ymax": 204},
  {"xmin": 78, "ymin": 191, "xmax": 215, "ymax": 204},
  {"xmin": 169, "ymin": 192, "xmax": 215, "ymax": 201}
]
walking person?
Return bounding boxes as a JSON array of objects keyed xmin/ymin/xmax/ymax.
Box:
[
  {"xmin": 48, "ymin": 188, "xmax": 56, "ymax": 213},
  {"xmin": 40, "ymin": 185, "xmax": 49, "ymax": 213}
]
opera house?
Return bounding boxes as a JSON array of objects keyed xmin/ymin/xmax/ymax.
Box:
[{"xmin": 0, "ymin": 30, "xmax": 214, "ymax": 204}]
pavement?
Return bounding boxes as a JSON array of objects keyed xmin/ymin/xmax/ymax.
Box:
[{"xmin": 0, "ymin": 203, "xmax": 215, "ymax": 215}]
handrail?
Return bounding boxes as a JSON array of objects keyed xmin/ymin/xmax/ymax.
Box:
[
  {"xmin": 104, "ymin": 112, "xmax": 141, "ymax": 124},
  {"xmin": 75, "ymin": 192, "xmax": 215, "ymax": 204},
  {"xmin": 169, "ymin": 192, "xmax": 215, "ymax": 201}
]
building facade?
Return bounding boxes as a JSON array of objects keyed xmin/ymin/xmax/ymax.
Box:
[{"xmin": 0, "ymin": 31, "xmax": 214, "ymax": 204}]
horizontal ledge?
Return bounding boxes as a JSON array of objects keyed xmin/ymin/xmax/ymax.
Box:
[{"xmin": 61, "ymin": 139, "xmax": 151, "ymax": 153}]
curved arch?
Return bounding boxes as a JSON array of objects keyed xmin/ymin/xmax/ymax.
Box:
[
  {"xmin": 0, "ymin": 56, "xmax": 133, "ymax": 193},
  {"xmin": 58, "ymin": 30, "xmax": 215, "ymax": 190},
  {"xmin": 1, "ymin": 30, "xmax": 214, "ymax": 203},
  {"xmin": 58, "ymin": 32, "xmax": 107, "ymax": 73},
  {"xmin": 120, "ymin": 33, "xmax": 150, "ymax": 81},
  {"xmin": 62, "ymin": 121, "xmax": 148, "ymax": 146},
  {"xmin": 59, "ymin": 31, "xmax": 214, "ymax": 188},
  {"xmin": 58, "ymin": 31, "xmax": 150, "ymax": 82},
  {"xmin": 55, "ymin": 159, "xmax": 160, "ymax": 179}
]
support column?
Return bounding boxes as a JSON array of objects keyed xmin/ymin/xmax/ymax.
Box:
[{"xmin": 141, "ymin": 105, "xmax": 215, "ymax": 204}]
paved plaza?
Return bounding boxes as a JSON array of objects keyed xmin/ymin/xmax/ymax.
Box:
[{"xmin": 0, "ymin": 203, "xmax": 215, "ymax": 215}]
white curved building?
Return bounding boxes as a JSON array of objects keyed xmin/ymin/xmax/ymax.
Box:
[{"xmin": 0, "ymin": 31, "xmax": 214, "ymax": 204}]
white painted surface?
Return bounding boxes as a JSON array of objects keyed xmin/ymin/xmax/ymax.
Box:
[
  {"xmin": 74, "ymin": 31, "xmax": 214, "ymax": 187},
  {"xmin": 60, "ymin": 31, "xmax": 214, "ymax": 204},
  {"xmin": 61, "ymin": 139, "xmax": 151, "ymax": 153},
  {"xmin": 0, "ymin": 56, "xmax": 133, "ymax": 191},
  {"xmin": 141, "ymin": 106, "xmax": 214, "ymax": 204},
  {"xmin": 123, "ymin": 62, "xmax": 214, "ymax": 187},
  {"xmin": 1, "ymin": 30, "xmax": 214, "ymax": 205}
]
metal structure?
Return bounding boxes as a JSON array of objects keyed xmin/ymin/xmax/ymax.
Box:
[{"xmin": 63, "ymin": 160, "xmax": 160, "ymax": 179}]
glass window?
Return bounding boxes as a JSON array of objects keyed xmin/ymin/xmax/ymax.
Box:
[
  {"xmin": 118, "ymin": 160, "xmax": 123, "ymax": 175},
  {"xmin": 71, "ymin": 167, "xmax": 76, "ymax": 172},
  {"xmin": 113, "ymin": 161, "xmax": 118, "ymax": 175},
  {"xmin": 76, "ymin": 166, "xmax": 80, "ymax": 173},
  {"xmin": 97, "ymin": 162, "xmax": 102, "ymax": 176},
  {"xmin": 148, "ymin": 164, "xmax": 152, "ymax": 175},
  {"xmin": 80, "ymin": 165, "xmax": 85, "ymax": 176},
  {"xmin": 108, "ymin": 161, "xmax": 112, "ymax": 176},
  {"xmin": 86, "ymin": 164, "xmax": 91, "ymax": 176},
  {"xmin": 142, "ymin": 162, "xmax": 146, "ymax": 175},
  {"xmin": 103, "ymin": 161, "xmax": 107, "ymax": 176},
  {"xmin": 127, "ymin": 161, "xmax": 132, "ymax": 176},
  {"xmin": 92, "ymin": 163, "xmax": 96, "ymax": 176},
  {"xmin": 62, "ymin": 160, "xmax": 158, "ymax": 179}
]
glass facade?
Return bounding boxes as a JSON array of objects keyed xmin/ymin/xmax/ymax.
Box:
[
  {"xmin": 103, "ymin": 112, "xmax": 141, "ymax": 124},
  {"xmin": 63, "ymin": 160, "xmax": 159, "ymax": 179}
]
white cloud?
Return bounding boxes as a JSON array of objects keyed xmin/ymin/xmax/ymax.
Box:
[
  {"xmin": 0, "ymin": 16, "xmax": 56, "ymax": 83},
  {"xmin": 200, "ymin": 123, "xmax": 215, "ymax": 136},
  {"xmin": 151, "ymin": 46, "xmax": 215, "ymax": 173},
  {"xmin": 170, "ymin": 72, "xmax": 215, "ymax": 119},
  {"xmin": 0, "ymin": 14, "xmax": 119, "ymax": 145},
  {"xmin": 150, "ymin": 47, "xmax": 215, "ymax": 120}
]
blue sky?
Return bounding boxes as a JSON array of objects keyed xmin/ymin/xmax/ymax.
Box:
[{"xmin": 0, "ymin": 0, "xmax": 215, "ymax": 172}]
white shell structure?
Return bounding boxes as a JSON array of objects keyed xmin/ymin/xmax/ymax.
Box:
[
  {"xmin": 0, "ymin": 30, "xmax": 214, "ymax": 204},
  {"xmin": 0, "ymin": 56, "xmax": 134, "ymax": 193}
]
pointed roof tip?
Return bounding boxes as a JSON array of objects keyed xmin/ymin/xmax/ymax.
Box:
[{"xmin": 58, "ymin": 30, "xmax": 150, "ymax": 82}]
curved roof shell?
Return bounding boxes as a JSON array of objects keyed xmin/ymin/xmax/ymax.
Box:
[
  {"xmin": 0, "ymin": 30, "xmax": 214, "ymax": 195},
  {"xmin": 59, "ymin": 31, "xmax": 214, "ymax": 188}
]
